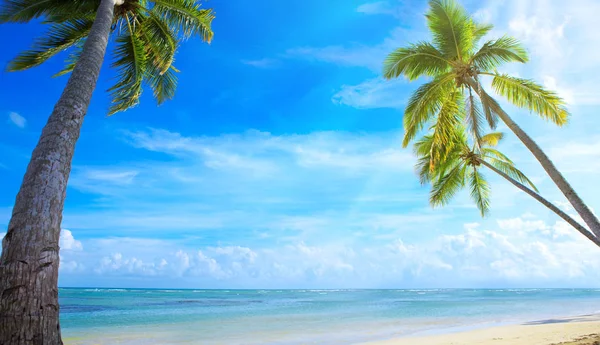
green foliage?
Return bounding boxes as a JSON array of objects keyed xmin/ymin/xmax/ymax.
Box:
[
  {"xmin": 414, "ymin": 128, "xmax": 536, "ymax": 217},
  {"xmin": 7, "ymin": 18, "xmax": 94, "ymax": 71},
  {"xmin": 491, "ymin": 74, "xmax": 570, "ymax": 125},
  {"xmin": 470, "ymin": 36, "xmax": 528, "ymax": 71},
  {"xmin": 383, "ymin": 0, "xmax": 570, "ymax": 159},
  {"xmin": 402, "ymin": 73, "xmax": 456, "ymax": 147},
  {"xmin": 2, "ymin": 0, "xmax": 214, "ymax": 115},
  {"xmin": 468, "ymin": 168, "xmax": 490, "ymax": 216},
  {"xmin": 108, "ymin": 20, "xmax": 147, "ymax": 114},
  {"xmin": 0, "ymin": 0, "xmax": 96, "ymax": 23},
  {"xmin": 153, "ymin": 0, "xmax": 214, "ymax": 41},
  {"xmin": 382, "ymin": 42, "xmax": 450, "ymax": 80},
  {"xmin": 426, "ymin": 0, "xmax": 475, "ymax": 61}
]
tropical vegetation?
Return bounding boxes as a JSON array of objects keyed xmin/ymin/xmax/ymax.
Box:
[
  {"xmin": 414, "ymin": 128, "xmax": 600, "ymax": 248},
  {"xmin": 383, "ymin": 0, "xmax": 600, "ymax": 241}
]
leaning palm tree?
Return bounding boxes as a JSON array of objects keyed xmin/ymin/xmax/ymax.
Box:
[
  {"xmin": 0, "ymin": 0, "xmax": 213, "ymax": 343},
  {"xmin": 383, "ymin": 0, "xmax": 600, "ymax": 240},
  {"xmin": 415, "ymin": 128, "xmax": 600, "ymax": 248}
]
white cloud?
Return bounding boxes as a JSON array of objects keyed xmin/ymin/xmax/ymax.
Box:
[
  {"xmin": 123, "ymin": 128, "xmax": 412, "ymax": 175},
  {"xmin": 83, "ymin": 169, "xmax": 138, "ymax": 184},
  {"xmin": 332, "ymin": 77, "xmax": 408, "ymax": 109},
  {"xmin": 60, "ymin": 229, "xmax": 83, "ymax": 251},
  {"xmin": 241, "ymin": 58, "xmax": 280, "ymax": 68},
  {"xmin": 8, "ymin": 112, "xmax": 26, "ymax": 128},
  {"xmin": 286, "ymin": 26, "xmax": 422, "ymax": 72},
  {"xmin": 356, "ymin": 1, "xmax": 415, "ymax": 18},
  {"xmin": 0, "ymin": 229, "xmax": 82, "ymax": 251},
  {"xmin": 476, "ymin": 0, "xmax": 600, "ymax": 106},
  {"xmin": 55, "ymin": 212, "xmax": 600, "ymax": 288}
]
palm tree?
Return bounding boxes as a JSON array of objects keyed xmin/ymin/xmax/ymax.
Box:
[
  {"xmin": 0, "ymin": 0, "xmax": 214, "ymax": 343},
  {"xmin": 414, "ymin": 128, "xmax": 600, "ymax": 248},
  {"xmin": 382, "ymin": 0, "xmax": 600, "ymax": 240}
]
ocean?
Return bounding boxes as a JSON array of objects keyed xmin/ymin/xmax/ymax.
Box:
[{"xmin": 61, "ymin": 288, "xmax": 600, "ymax": 344}]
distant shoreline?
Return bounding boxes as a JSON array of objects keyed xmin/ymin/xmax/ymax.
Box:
[{"xmin": 362, "ymin": 314, "xmax": 600, "ymax": 345}]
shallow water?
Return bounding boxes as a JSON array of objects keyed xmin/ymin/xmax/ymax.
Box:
[{"xmin": 60, "ymin": 288, "xmax": 600, "ymax": 344}]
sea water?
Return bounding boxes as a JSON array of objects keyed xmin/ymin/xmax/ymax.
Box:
[{"xmin": 60, "ymin": 288, "xmax": 600, "ymax": 344}]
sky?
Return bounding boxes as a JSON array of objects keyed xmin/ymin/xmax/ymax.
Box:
[{"xmin": 1, "ymin": 0, "xmax": 600, "ymax": 289}]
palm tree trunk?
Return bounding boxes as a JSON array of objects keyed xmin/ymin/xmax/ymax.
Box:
[
  {"xmin": 0, "ymin": 0, "xmax": 116, "ymax": 343},
  {"xmin": 478, "ymin": 159, "xmax": 600, "ymax": 248},
  {"xmin": 469, "ymin": 79, "xmax": 600, "ymax": 240}
]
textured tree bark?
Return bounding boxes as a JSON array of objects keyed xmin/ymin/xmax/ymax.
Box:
[
  {"xmin": 479, "ymin": 160, "xmax": 600, "ymax": 248},
  {"xmin": 0, "ymin": 0, "xmax": 116, "ymax": 344},
  {"xmin": 469, "ymin": 78, "xmax": 600, "ymax": 240}
]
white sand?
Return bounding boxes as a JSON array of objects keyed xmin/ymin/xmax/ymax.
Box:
[{"xmin": 362, "ymin": 314, "xmax": 600, "ymax": 345}]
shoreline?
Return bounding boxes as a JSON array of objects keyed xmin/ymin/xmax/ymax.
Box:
[{"xmin": 362, "ymin": 314, "xmax": 600, "ymax": 345}]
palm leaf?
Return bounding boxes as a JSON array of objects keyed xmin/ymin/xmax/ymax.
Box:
[
  {"xmin": 468, "ymin": 168, "xmax": 491, "ymax": 216},
  {"xmin": 474, "ymin": 81, "xmax": 500, "ymax": 129},
  {"xmin": 402, "ymin": 72, "xmax": 456, "ymax": 147},
  {"xmin": 426, "ymin": 0, "xmax": 474, "ymax": 61},
  {"xmin": 146, "ymin": 64, "xmax": 178, "ymax": 105},
  {"xmin": 465, "ymin": 88, "xmax": 485, "ymax": 144},
  {"xmin": 429, "ymin": 90, "xmax": 464, "ymax": 168},
  {"xmin": 6, "ymin": 18, "xmax": 93, "ymax": 71},
  {"xmin": 414, "ymin": 133, "xmax": 462, "ymax": 184},
  {"xmin": 141, "ymin": 12, "xmax": 177, "ymax": 74},
  {"xmin": 472, "ymin": 22, "xmax": 493, "ymax": 45},
  {"xmin": 487, "ymin": 158, "xmax": 539, "ymax": 192},
  {"xmin": 481, "ymin": 147, "xmax": 513, "ymax": 164},
  {"xmin": 107, "ymin": 19, "xmax": 147, "ymax": 115},
  {"xmin": 490, "ymin": 73, "xmax": 570, "ymax": 125},
  {"xmin": 479, "ymin": 132, "xmax": 503, "ymax": 147},
  {"xmin": 52, "ymin": 40, "xmax": 84, "ymax": 77},
  {"xmin": 383, "ymin": 42, "xmax": 451, "ymax": 80},
  {"xmin": 471, "ymin": 36, "xmax": 528, "ymax": 71},
  {"xmin": 430, "ymin": 163, "xmax": 466, "ymax": 207},
  {"xmin": 152, "ymin": 0, "xmax": 214, "ymax": 42},
  {"xmin": 0, "ymin": 0, "xmax": 93, "ymax": 23}
]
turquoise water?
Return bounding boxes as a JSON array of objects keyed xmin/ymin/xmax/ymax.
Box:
[{"xmin": 61, "ymin": 288, "xmax": 600, "ymax": 344}]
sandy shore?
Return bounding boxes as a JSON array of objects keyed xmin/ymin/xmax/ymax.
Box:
[{"xmin": 362, "ymin": 314, "xmax": 600, "ymax": 345}]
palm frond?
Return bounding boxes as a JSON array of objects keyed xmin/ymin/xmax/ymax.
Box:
[
  {"xmin": 487, "ymin": 158, "xmax": 538, "ymax": 192},
  {"xmin": 465, "ymin": 88, "xmax": 485, "ymax": 144},
  {"xmin": 472, "ymin": 21, "xmax": 493, "ymax": 45},
  {"xmin": 152, "ymin": 0, "xmax": 214, "ymax": 42},
  {"xmin": 383, "ymin": 42, "xmax": 451, "ymax": 80},
  {"xmin": 0, "ymin": 0, "xmax": 93, "ymax": 23},
  {"xmin": 52, "ymin": 40, "xmax": 84, "ymax": 77},
  {"xmin": 429, "ymin": 90, "xmax": 464, "ymax": 167},
  {"xmin": 468, "ymin": 168, "xmax": 491, "ymax": 216},
  {"xmin": 414, "ymin": 133, "xmax": 462, "ymax": 184},
  {"xmin": 6, "ymin": 18, "xmax": 93, "ymax": 71},
  {"xmin": 402, "ymin": 72, "xmax": 456, "ymax": 147},
  {"xmin": 481, "ymin": 147, "xmax": 513, "ymax": 164},
  {"xmin": 107, "ymin": 19, "xmax": 147, "ymax": 115},
  {"xmin": 426, "ymin": 0, "xmax": 474, "ymax": 61},
  {"xmin": 474, "ymin": 81, "xmax": 499, "ymax": 129},
  {"xmin": 430, "ymin": 163, "xmax": 466, "ymax": 207},
  {"xmin": 490, "ymin": 73, "xmax": 570, "ymax": 125},
  {"xmin": 471, "ymin": 36, "xmax": 528, "ymax": 71},
  {"xmin": 479, "ymin": 132, "xmax": 504, "ymax": 147},
  {"xmin": 146, "ymin": 64, "xmax": 178, "ymax": 105},
  {"xmin": 141, "ymin": 12, "xmax": 177, "ymax": 74}
]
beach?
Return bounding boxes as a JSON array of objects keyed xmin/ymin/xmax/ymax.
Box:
[
  {"xmin": 365, "ymin": 315, "xmax": 600, "ymax": 345},
  {"xmin": 60, "ymin": 288, "xmax": 600, "ymax": 344}
]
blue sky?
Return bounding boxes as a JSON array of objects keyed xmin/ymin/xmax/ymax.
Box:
[{"xmin": 2, "ymin": 0, "xmax": 600, "ymax": 288}]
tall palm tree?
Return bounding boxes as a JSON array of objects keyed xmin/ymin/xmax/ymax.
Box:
[
  {"xmin": 0, "ymin": 0, "xmax": 214, "ymax": 343},
  {"xmin": 382, "ymin": 0, "xmax": 600, "ymax": 240},
  {"xmin": 414, "ymin": 129, "xmax": 600, "ymax": 248}
]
